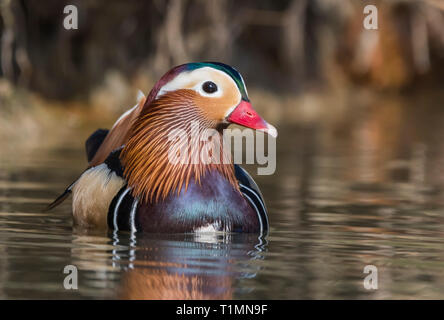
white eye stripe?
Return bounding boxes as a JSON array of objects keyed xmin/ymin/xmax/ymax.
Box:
[{"xmin": 156, "ymin": 67, "xmax": 237, "ymax": 100}]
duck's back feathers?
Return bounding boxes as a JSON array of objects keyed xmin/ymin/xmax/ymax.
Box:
[
  {"xmin": 44, "ymin": 181, "xmax": 75, "ymax": 211},
  {"xmin": 89, "ymin": 94, "xmax": 146, "ymax": 167},
  {"xmin": 85, "ymin": 129, "xmax": 109, "ymax": 162}
]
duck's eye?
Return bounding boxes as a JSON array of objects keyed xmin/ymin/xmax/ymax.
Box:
[{"xmin": 202, "ymin": 81, "xmax": 218, "ymax": 94}]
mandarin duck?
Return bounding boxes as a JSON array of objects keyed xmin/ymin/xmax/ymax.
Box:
[{"xmin": 48, "ymin": 62, "xmax": 277, "ymax": 234}]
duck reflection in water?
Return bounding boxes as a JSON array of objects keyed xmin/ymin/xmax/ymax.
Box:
[{"xmin": 106, "ymin": 231, "xmax": 267, "ymax": 299}]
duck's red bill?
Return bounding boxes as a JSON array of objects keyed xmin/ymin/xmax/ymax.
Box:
[{"xmin": 227, "ymin": 100, "xmax": 277, "ymax": 138}]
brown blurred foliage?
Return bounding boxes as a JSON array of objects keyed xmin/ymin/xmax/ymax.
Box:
[{"xmin": 0, "ymin": 0, "xmax": 443, "ymax": 101}]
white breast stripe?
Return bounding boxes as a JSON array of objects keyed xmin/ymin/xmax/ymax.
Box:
[
  {"xmin": 240, "ymin": 183, "xmax": 269, "ymax": 230},
  {"xmin": 242, "ymin": 192, "xmax": 263, "ymax": 234},
  {"xmin": 129, "ymin": 197, "xmax": 139, "ymax": 233},
  {"xmin": 239, "ymin": 183, "xmax": 266, "ymax": 212},
  {"xmin": 114, "ymin": 187, "xmax": 131, "ymax": 230}
]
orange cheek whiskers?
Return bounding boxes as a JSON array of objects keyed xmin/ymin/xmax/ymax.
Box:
[{"xmin": 120, "ymin": 90, "xmax": 239, "ymax": 204}]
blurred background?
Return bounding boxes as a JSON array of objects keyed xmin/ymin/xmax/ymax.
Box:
[
  {"xmin": 1, "ymin": 0, "xmax": 444, "ymax": 299},
  {"xmin": 1, "ymin": 0, "xmax": 444, "ymax": 142}
]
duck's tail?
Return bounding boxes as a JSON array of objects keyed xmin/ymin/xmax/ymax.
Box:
[{"xmin": 44, "ymin": 181, "xmax": 76, "ymax": 211}]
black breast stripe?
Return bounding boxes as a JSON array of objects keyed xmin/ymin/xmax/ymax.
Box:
[
  {"xmin": 107, "ymin": 185, "xmax": 139, "ymax": 232},
  {"xmin": 235, "ymin": 165, "xmax": 269, "ymax": 234},
  {"xmin": 104, "ymin": 147, "xmax": 140, "ymax": 232},
  {"xmin": 240, "ymin": 183, "xmax": 269, "ymax": 233}
]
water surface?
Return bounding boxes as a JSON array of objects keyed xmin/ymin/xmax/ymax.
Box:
[{"xmin": 2, "ymin": 96, "xmax": 444, "ymax": 299}]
